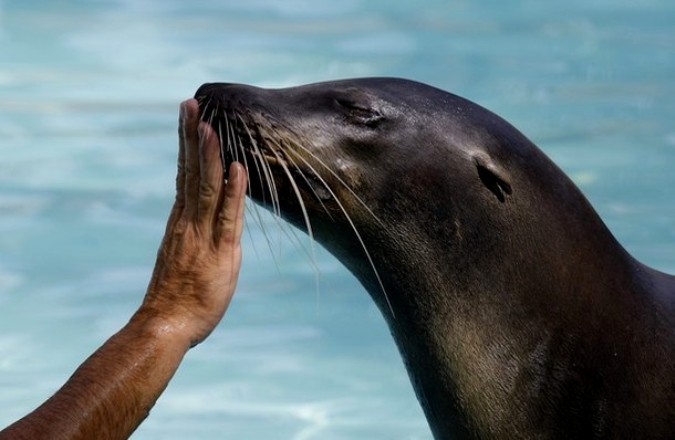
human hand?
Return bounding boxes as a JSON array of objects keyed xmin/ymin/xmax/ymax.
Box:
[
  {"xmin": 139, "ymin": 99, "xmax": 247, "ymax": 347},
  {"xmin": 0, "ymin": 100, "xmax": 247, "ymax": 440}
]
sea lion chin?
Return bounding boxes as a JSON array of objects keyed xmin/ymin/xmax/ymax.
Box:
[{"xmin": 195, "ymin": 78, "xmax": 675, "ymax": 440}]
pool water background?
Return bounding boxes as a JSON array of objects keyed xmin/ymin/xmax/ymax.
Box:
[{"xmin": 0, "ymin": 0, "xmax": 673, "ymax": 438}]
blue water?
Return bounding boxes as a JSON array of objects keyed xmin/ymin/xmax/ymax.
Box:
[{"xmin": 0, "ymin": 0, "xmax": 673, "ymax": 438}]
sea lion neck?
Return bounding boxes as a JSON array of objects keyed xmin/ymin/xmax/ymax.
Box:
[{"xmin": 339, "ymin": 142, "xmax": 661, "ymax": 439}]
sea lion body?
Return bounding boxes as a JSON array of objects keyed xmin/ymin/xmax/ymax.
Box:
[{"xmin": 195, "ymin": 78, "xmax": 675, "ymax": 439}]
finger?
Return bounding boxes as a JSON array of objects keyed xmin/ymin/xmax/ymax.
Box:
[
  {"xmin": 217, "ymin": 162, "xmax": 248, "ymax": 246},
  {"xmin": 197, "ymin": 121, "xmax": 224, "ymax": 228},
  {"xmin": 182, "ymin": 99, "xmax": 201, "ymax": 220},
  {"xmin": 166, "ymin": 100, "xmax": 196, "ymax": 230},
  {"xmin": 175, "ymin": 101, "xmax": 189, "ymax": 205}
]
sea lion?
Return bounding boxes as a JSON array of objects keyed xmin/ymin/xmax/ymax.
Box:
[{"xmin": 194, "ymin": 78, "xmax": 674, "ymax": 439}]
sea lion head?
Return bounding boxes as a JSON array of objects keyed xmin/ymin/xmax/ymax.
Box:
[
  {"xmin": 194, "ymin": 79, "xmax": 527, "ymax": 305},
  {"xmin": 194, "ymin": 78, "xmax": 595, "ymax": 319}
]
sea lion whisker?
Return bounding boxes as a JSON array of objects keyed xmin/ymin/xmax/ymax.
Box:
[
  {"xmin": 234, "ymin": 129, "xmax": 323, "ymax": 271},
  {"xmin": 196, "ymin": 95, "xmax": 208, "ymax": 108},
  {"xmin": 247, "ymin": 127, "xmax": 326, "ymax": 265},
  {"xmin": 265, "ymin": 137, "xmax": 334, "ymax": 220},
  {"xmin": 231, "ymin": 112, "xmax": 306, "ymax": 264},
  {"xmin": 197, "ymin": 100, "xmax": 278, "ymax": 264},
  {"xmin": 273, "ymin": 148, "xmax": 325, "ymax": 303},
  {"xmin": 202, "ymin": 103, "xmax": 224, "ymax": 170},
  {"xmin": 205, "ymin": 102, "xmax": 218, "ymax": 141},
  {"xmin": 216, "ymin": 117, "xmax": 230, "ymax": 179},
  {"xmin": 224, "ymin": 113, "xmax": 271, "ymax": 262},
  {"xmin": 232, "ymin": 124, "xmax": 285, "ymax": 262},
  {"xmin": 225, "ymin": 112, "xmax": 393, "ymax": 316},
  {"xmin": 225, "ymin": 111, "xmax": 256, "ymax": 198},
  {"xmin": 235, "ymin": 113, "xmax": 282, "ymax": 217},
  {"xmin": 277, "ymin": 162, "xmax": 323, "ymax": 287},
  {"xmin": 280, "ymin": 145, "xmax": 394, "ymax": 318},
  {"xmin": 198, "ymin": 97, "xmax": 212, "ymax": 123},
  {"xmin": 266, "ymin": 148, "xmax": 313, "ymax": 236},
  {"xmin": 267, "ymin": 147, "xmax": 320, "ymax": 267},
  {"xmin": 231, "ymin": 110, "xmax": 248, "ymax": 167},
  {"xmin": 288, "ymin": 140, "xmax": 385, "ymax": 229},
  {"xmin": 240, "ymin": 190, "xmax": 276, "ymax": 268}
]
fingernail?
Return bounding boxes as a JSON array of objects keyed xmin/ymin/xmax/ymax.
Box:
[{"xmin": 230, "ymin": 162, "xmax": 240, "ymax": 180}]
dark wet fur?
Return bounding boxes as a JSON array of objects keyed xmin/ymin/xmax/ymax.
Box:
[{"xmin": 195, "ymin": 78, "xmax": 675, "ymax": 440}]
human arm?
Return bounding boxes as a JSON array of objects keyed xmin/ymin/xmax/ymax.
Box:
[{"xmin": 0, "ymin": 99, "xmax": 247, "ymax": 440}]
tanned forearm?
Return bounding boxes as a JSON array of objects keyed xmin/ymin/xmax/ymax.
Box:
[
  {"xmin": 0, "ymin": 99, "xmax": 248, "ymax": 440},
  {"xmin": 0, "ymin": 311, "xmax": 191, "ymax": 440}
]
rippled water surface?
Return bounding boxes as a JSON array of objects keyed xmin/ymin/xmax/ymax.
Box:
[{"xmin": 1, "ymin": 1, "xmax": 673, "ymax": 438}]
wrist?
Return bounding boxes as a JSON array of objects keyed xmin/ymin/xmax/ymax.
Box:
[{"xmin": 129, "ymin": 306, "xmax": 195, "ymax": 352}]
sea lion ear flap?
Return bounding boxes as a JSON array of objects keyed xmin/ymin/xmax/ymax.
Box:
[{"xmin": 472, "ymin": 152, "xmax": 513, "ymax": 203}]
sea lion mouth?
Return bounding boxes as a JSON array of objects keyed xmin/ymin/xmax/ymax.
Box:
[{"xmin": 248, "ymin": 145, "xmax": 286, "ymax": 173}]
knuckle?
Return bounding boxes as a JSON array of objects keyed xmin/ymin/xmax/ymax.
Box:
[
  {"xmin": 173, "ymin": 216, "xmax": 190, "ymax": 235},
  {"xmin": 199, "ymin": 180, "xmax": 218, "ymax": 201},
  {"xmin": 217, "ymin": 217, "xmax": 239, "ymax": 244}
]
